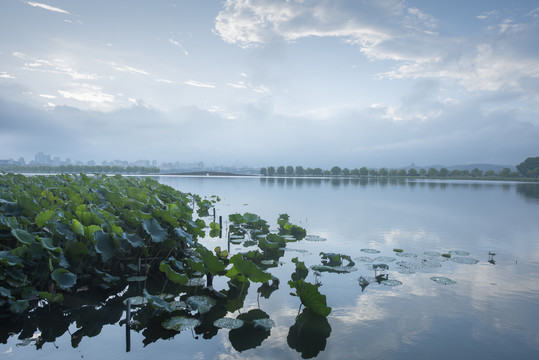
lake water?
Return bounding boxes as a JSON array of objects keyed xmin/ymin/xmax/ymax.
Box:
[{"xmin": 2, "ymin": 176, "xmax": 539, "ymax": 359}]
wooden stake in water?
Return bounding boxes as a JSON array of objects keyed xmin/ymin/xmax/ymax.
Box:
[{"xmin": 219, "ymin": 215, "xmax": 222, "ymax": 238}]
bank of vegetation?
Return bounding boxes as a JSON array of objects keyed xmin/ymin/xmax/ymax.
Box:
[{"xmin": 259, "ymin": 157, "xmax": 539, "ymax": 181}]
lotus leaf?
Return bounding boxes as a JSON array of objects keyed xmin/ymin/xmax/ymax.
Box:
[
  {"xmin": 227, "ymin": 253, "xmax": 272, "ymax": 283},
  {"xmin": 288, "ymin": 279, "xmax": 331, "ymax": 317},
  {"xmin": 187, "ymin": 295, "xmax": 217, "ymax": 314},
  {"xmin": 431, "ymin": 276, "xmax": 457, "ymax": 285},
  {"xmin": 214, "ymin": 317, "xmax": 244, "ymax": 329},
  {"xmin": 11, "ymin": 229, "xmax": 35, "ymax": 245},
  {"xmin": 451, "ymin": 257, "xmax": 479, "ymax": 264},
  {"xmin": 51, "ymin": 268, "xmax": 77, "ymax": 289},
  {"xmin": 162, "ymin": 316, "xmax": 201, "ymax": 331},
  {"xmin": 361, "ymin": 249, "xmax": 380, "ymax": 254},
  {"xmin": 142, "ymin": 218, "xmax": 167, "ymax": 243}
]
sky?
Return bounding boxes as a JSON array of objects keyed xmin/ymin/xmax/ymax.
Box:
[{"xmin": 1, "ymin": 0, "xmax": 538, "ymax": 168}]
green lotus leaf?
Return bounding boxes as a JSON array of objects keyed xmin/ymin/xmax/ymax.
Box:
[
  {"xmin": 159, "ymin": 262, "xmax": 188, "ymax": 285},
  {"xmin": 35, "ymin": 210, "xmax": 55, "ymax": 227},
  {"xmin": 85, "ymin": 225, "xmax": 103, "ymax": 238},
  {"xmin": 1, "ymin": 215, "xmax": 19, "ymax": 229},
  {"xmin": 9, "ymin": 299, "xmax": 29, "ymax": 314},
  {"xmin": 227, "ymin": 253, "xmax": 272, "ymax": 283},
  {"xmin": 94, "ymin": 231, "xmax": 114, "ymax": 262},
  {"xmin": 38, "ymin": 237, "xmax": 61, "ymax": 252},
  {"xmin": 243, "ymin": 213, "xmax": 260, "ymax": 223},
  {"xmin": 0, "ymin": 286, "xmax": 12, "ymax": 298},
  {"xmin": 258, "ymin": 236, "xmax": 281, "ymax": 251},
  {"xmin": 291, "ymin": 257, "xmax": 309, "ymax": 281},
  {"xmin": 124, "ymin": 233, "xmax": 145, "ymax": 248},
  {"xmin": 71, "ymin": 219, "xmax": 85, "ymax": 237},
  {"xmin": 162, "ymin": 316, "xmax": 200, "ymax": 331},
  {"xmin": 0, "ymin": 250, "xmax": 22, "ymax": 266},
  {"xmin": 197, "ymin": 246, "xmax": 226, "ymax": 274},
  {"xmin": 51, "ymin": 268, "xmax": 77, "ymax": 289},
  {"xmin": 38, "ymin": 291, "xmax": 64, "ymax": 303},
  {"xmin": 11, "ymin": 229, "xmax": 36, "ymax": 245},
  {"xmin": 65, "ymin": 241, "xmax": 88, "ymax": 260},
  {"xmin": 209, "ymin": 221, "xmax": 220, "ymax": 231},
  {"xmin": 143, "ymin": 289, "xmax": 172, "ymax": 312},
  {"xmin": 142, "ymin": 218, "xmax": 167, "ymax": 243},
  {"xmin": 288, "ymin": 279, "xmax": 331, "ymax": 317}
]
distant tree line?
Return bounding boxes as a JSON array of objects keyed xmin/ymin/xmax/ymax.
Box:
[
  {"xmin": 0, "ymin": 164, "xmax": 160, "ymax": 175},
  {"xmin": 260, "ymin": 157, "xmax": 539, "ymax": 180}
]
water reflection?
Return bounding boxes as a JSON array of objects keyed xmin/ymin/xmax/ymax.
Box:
[{"xmin": 258, "ymin": 177, "xmax": 539, "ymax": 198}]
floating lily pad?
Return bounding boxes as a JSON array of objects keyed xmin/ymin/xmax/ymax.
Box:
[
  {"xmin": 381, "ymin": 279, "xmax": 403, "ymax": 287},
  {"xmin": 330, "ymin": 266, "xmax": 358, "ymax": 273},
  {"xmin": 230, "ymin": 238, "xmax": 245, "ymax": 244},
  {"xmin": 354, "ymin": 256, "xmax": 374, "ymax": 263},
  {"xmin": 124, "ymin": 296, "xmax": 147, "ymax": 306},
  {"xmin": 360, "ymin": 249, "xmax": 380, "ymax": 254},
  {"xmin": 393, "ymin": 248, "xmax": 404, "ymax": 253},
  {"xmin": 186, "ymin": 295, "xmax": 217, "ymax": 314},
  {"xmin": 169, "ymin": 301, "xmax": 187, "ymax": 311},
  {"xmin": 395, "ymin": 252, "xmax": 417, "ymax": 258},
  {"xmin": 281, "ymin": 235, "xmax": 297, "ymax": 241},
  {"xmin": 304, "ymin": 235, "xmax": 327, "ymax": 242},
  {"xmin": 185, "ymin": 277, "xmax": 206, "ymax": 287},
  {"xmin": 424, "ymin": 251, "xmax": 442, "ymax": 257},
  {"xmin": 396, "ymin": 261, "xmax": 422, "ymax": 274},
  {"xmin": 431, "ymin": 276, "xmax": 457, "ymax": 285},
  {"xmin": 421, "ymin": 259, "xmax": 442, "ymax": 267},
  {"xmin": 451, "ymin": 257, "xmax": 479, "ymax": 264},
  {"xmin": 162, "ymin": 316, "xmax": 201, "ymax": 331},
  {"xmin": 230, "ymin": 235, "xmax": 245, "ymax": 239},
  {"xmin": 214, "ymin": 317, "xmax": 244, "ymax": 330},
  {"xmin": 374, "ymin": 256, "xmax": 396, "ymax": 262},
  {"xmin": 449, "ymin": 250, "xmax": 470, "ymax": 256},
  {"xmin": 261, "ymin": 260, "xmax": 279, "ymax": 266},
  {"xmin": 126, "ymin": 276, "xmax": 147, "ymax": 282}
]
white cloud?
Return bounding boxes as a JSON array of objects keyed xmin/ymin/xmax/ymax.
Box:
[
  {"xmin": 0, "ymin": 72, "xmax": 15, "ymax": 79},
  {"xmin": 155, "ymin": 78, "xmax": 173, "ymax": 84},
  {"xmin": 22, "ymin": 1, "xmax": 69, "ymax": 14},
  {"xmin": 107, "ymin": 61, "xmax": 150, "ymax": 76},
  {"xmin": 16, "ymin": 53, "xmax": 98, "ymax": 80},
  {"xmin": 39, "ymin": 94, "xmax": 56, "ymax": 99},
  {"xmin": 168, "ymin": 39, "xmax": 189, "ymax": 56},
  {"xmin": 184, "ymin": 80, "xmax": 215, "ymax": 88},
  {"xmin": 58, "ymin": 84, "xmax": 115, "ymax": 110}
]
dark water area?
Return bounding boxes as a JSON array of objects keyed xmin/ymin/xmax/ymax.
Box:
[{"xmin": 2, "ymin": 177, "xmax": 539, "ymax": 359}]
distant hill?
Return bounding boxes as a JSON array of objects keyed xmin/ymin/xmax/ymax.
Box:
[{"xmin": 403, "ymin": 164, "xmax": 517, "ymax": 172}]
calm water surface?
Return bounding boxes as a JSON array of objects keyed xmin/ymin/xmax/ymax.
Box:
[{"xmin": 2, "ymin": 176, "xmax": 539, "ymax": 359}]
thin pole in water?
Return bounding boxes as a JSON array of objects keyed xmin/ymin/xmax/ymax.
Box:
[{"xmin": 125, "ymin": 299, "xmax": 131, "ymax": 352}]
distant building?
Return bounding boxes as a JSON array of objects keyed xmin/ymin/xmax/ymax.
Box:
[{"xmin": 35, "ymin": 152, "xmax": 51, "ymax": 164}]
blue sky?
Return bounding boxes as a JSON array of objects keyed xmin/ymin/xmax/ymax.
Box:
[{"xmin": 1, "ymin": 0, "xmax": 538, "ymax": 168}]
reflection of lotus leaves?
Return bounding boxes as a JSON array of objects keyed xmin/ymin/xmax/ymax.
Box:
[
  {"xmin": 229, "ymin": 309, "xmax": 271, "ymax": 352},
  {"xmin": 431, "ymin": 276, "xmax": 457, "ymax": 285},
  {"xmin": 451, "ymin": 257, "xmax": 479, "ymax": 264},
  {"xmin": 243, "ymin": 240, "xmax": 257, "ymax": 247},
  {"xmin": 396, "ymin": 261, "xmax": 422, "ymax": 274},
  {"xmin": 355, "ymin": 256, "xmax": 374, "ymax": 263},
  {"xmin": 361, "ymin": 249, "xmax": 380, "ymax": 254},
  {"xmin": 305, "ymin": 235, "xmax": 327, "ymax": 242},
  {"xmin": 421, "ymin": 259, "xmax": 442, "ymax": 267},
  {"xmin": 396, "ymin": 252, "xmax": 417, "ymax": 258},
  {"xmin": 374, "ymin": 256, "xmax": 396, "ymax": 262},
  {"xmin": 185, "ymin": 278, "xmax": 206, "ymax": 287},
  {"xmin": 424, "ymin": 251, "xmax": 442, "ymax": 257},
  {"xmin": 287, "ymin": 308, "xmax": 332, "ymax": 359},
  {"xmin": 161, "ymin": 316, "xmax": 201, "ymax": 331},
  {"xmin": 449, "ymin": 250, "xmax": 471, "ymax": 256},
  {"xmin": 214, "ymin": 318, "xmax": 244, "ymax": 330},
  {"xmin": 381, "ymin": 279, "xmax": 403, "ymax": 287}
]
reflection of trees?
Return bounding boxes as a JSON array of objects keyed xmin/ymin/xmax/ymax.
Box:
[
  {"xmin": 287, "ymin": 308, "xmax": 332, "ymax": 359},
  {"xmin": 516, "ymin": 183, "xmax": 539, "ymax": 202}
]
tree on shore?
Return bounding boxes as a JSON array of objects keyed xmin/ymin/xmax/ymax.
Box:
[
  {"xmin": 277, "ymin": 166, "xmax": 285, "ymax": 175},
  {"xmin": 268, "ymin": 166, "xmax": 276, "ymax": 176},
  {"xmin": 517, "ymin": 157, "xmax": 539, "ymax": 177},
  {"xmin": 260, "ymin": 167, "xmax": 267, "ymax": 176},
  {"xmin": 331, "ymin": 166, "xmax": 342, "ymax": 176}
]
